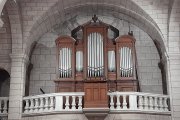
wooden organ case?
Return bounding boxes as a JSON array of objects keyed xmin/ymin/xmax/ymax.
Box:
[{"xmin": 55, "ymin": 15, "xmax": 139, "ymax": 108}]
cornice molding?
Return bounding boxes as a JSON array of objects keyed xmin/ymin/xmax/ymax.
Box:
[{"xmin": 10, "ymin": 53, "xmax": 29, "ymax": 63}]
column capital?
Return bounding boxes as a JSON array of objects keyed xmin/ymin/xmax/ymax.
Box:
[{"xmin": 10, "ymin": 53, "xmax": 29, "ymax": 63}]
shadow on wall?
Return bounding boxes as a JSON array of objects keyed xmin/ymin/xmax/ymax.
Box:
[{"xmin": 0, "ymin": 69, "xmax": 10, "ymax": 97}]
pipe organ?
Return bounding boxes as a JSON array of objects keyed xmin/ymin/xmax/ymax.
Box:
[{"xmin": 55, "ymin": 15, "xmax": 139, "ymax": 108}]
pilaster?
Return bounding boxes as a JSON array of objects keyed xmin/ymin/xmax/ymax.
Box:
[
  {"xmin": 167, "ymin": 53, "xmax": 180, "ymax": 120},
  {"xmin": 8, "ymin": 53, "xmax": 29, "ymax": 120}
]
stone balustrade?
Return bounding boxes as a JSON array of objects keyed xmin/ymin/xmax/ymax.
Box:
[
  {"xmin": 0, "ymin": 97, "xmax": 8, "ymax": 115},
  {"xmin": 108, "ymin": 92, "xmax": 170, "ymax": 113},
  {"xmin": 22, "ymin": 92, "xmax": 84, "ymax": 115}
]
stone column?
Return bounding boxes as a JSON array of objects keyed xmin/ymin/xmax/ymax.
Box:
[
  {"xmin": 8, "ymin": 53, "xmax": 29, "ymax": 120},
  {"xmin": 167, "ymin": 53, "xmax": 180, "ymax": 120}
]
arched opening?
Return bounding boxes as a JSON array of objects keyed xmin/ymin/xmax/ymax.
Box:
[
  {"xmin": 25, "ymin": 1, "xmax": 169, "ymax": 96},
  {"xmin": 0, "ymin": 68, "xmax": 10, "ymax": 97}
]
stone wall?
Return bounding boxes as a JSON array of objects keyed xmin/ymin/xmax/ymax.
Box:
[
  {"xmin": 0, "ymin": 9, "xmax": 11, "ymax": 97},
  {"xmin": 29, "ymin": 33, "xmax": 58, "ymax": 95},
  {"xmin": 0, "ymin": 9, "xmax": 11, "ymax": 73}
]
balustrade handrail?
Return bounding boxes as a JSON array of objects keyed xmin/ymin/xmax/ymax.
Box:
[
  {"xmin": 22, "ymin": 92, "xmax": 85, "ymax": 115},
  {"xmin": 108, "ymin": 92, "xmax": 170, "ymax": 113},
  {"xmin": 0, "ymin": 97, "xmax": 9, "ymax": 100},
  {"xmin": 108, "ymin": 92, "xmax": 169, "ymax": 98},
  {"xmin": 23, "ymin": 92, "xmax": 85, "ymax": 100}
]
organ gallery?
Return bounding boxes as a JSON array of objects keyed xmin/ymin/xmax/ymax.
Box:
[{"xmin": 55, "ymin": 15, "xmax": 139, "ymax": 108}]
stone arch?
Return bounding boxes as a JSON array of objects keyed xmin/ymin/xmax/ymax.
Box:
[
  {"xmin": 0, "ymin": 68, "xmax": 10, "ymax": 97},
  {"xmin": 5, "ymin": 0, "xmax": 23, "ymax": 54},
  {"xmin": 24, "ymin": 1, "xmax": 167, "ymax": 59},
  {"xmin": 0, "ymin": 0, "xmax": 7, "ymax": 27},
  {"xmin": 25, "ymin": 0, "xmax": 169, "ymax": 94}
]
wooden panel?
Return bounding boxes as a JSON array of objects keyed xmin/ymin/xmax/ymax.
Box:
[
  {"xmin": 93, "ymin": 88, "xmax": 99, "ymax": 100},
  {"xmin": 116, "ymin": 80, "xmax": 138, "ymax": 92},
  {"xmin": 100, "ymin": 88, "xmax": 107, "ymax": 100},
  {"xmin": 86, "ymin": 88, "xmax": 92, "ymax": 101},
  {"xmin": 84, "ymin": 82, "xmax": 108, "ymax": 108},
  {"xmin": 75, "ymin": 82, "xmax": 84, "ymax": 92}
]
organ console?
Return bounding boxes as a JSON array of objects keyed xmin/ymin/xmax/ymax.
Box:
[{"xmin": 54, "ymin": 15, "xmax": 139, "ymax": 108}]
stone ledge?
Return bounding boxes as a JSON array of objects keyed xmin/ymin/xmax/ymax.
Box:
[
  {"xmin": 22, "ymin": 110, "xmax": 83, "ymax": 117},
  {"xmin": 83, "ymin": 108, "xmax": 109, "ymax": 120},
  {"xmin": 109, "ymin": 110, "xmax": 171, "ymax": 115}
]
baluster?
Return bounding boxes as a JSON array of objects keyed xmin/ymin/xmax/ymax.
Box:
[
  {"xmin": 78, "ymin": 96, "xmax": 82, "ymax": 110},
  {"xmin": 0, "ymin": 100, "xmax": 2, "ymax": 113},
  {"xmin": 65, "ymin": 96, "xmax": 70, "ymax": 110},
  {"xmin": 116, "ymin": 95, "xmax": 121, "ymax": 110},
  {"xmin": 138, "ymin": 95, "xmax": 144, "ymax": 110},
  {"xmin": 34, "ymin": 98, "xmax": 39, "ymax": 112},
  {"xmin": 129, "ymin": 94, "xmax": 137, "ymax": 110},
  {"xmin": 154, "ymin": 97, "xmax": 159, "ymax": 110},
  {"xmin": 24, "ymin": 99, "xmax": 29, "ymax": 113},
  {"xmin": 149, "ymin": 96, "xmax": 154, "ymax": 110},
  {"xmin": 122, "ymin": 95, "xmax": 127, "ymax": 110},
  {"xmin": 49, "ymin": 96, "xmax": 54, "ymax": 111},
  {"xmin": 159, "ymin": 97, "xmax": 163, "ymax": 111},
  {"xmin": 44, "ymin": 97, "xmax": 49, "ymax": 111},
  {"xmin": 71, "ymin": 96, "xmax": 76, "ymax": 110},
  {"xmin": 110, "ymin": 95, "xmax": 115, "ymax": 110},
  {"xmin": 144, "ymin": 96, "xmax": 149, "ymax": 110},
  {"xmin": 3, "ymin": 99, "xmax": 7, "ymax": 114},
  {"xmin": 29, "ymin": 99, "xmax": 34, "ymax": 113},
  {"xmin": 164, "ymin": 97, "xmax": 169, "ymax": 111},
  {"xmin": 39, "ymin": 98, "xmax": 44, "ymax": 112}
]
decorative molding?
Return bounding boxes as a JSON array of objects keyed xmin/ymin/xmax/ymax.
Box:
[{"xmin": 9, "ymin": 53, "xmax": 29, "ymax": 63}]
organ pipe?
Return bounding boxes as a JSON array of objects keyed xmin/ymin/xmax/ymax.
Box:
[
  {"xmin": 59, "ymin": 48, "xmax": 72, "ymax": 78},
  {"xmin": 87, "ymin": 32, "xmax": 104, "ymax": 77},
  {"xmin": 108, "ymin": 51, "xmax": 115, "ymax": 72},
  {"xmin": 76, "ymin": 51, "xmax": 83, "ymax": 72},
  {"xmin": 120, "ymin": 47, "xmax": 133, "ymax": 77}
]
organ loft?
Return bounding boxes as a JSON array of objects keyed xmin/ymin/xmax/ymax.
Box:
[{"xmin": 54, "ymin": 15, "xmax": 139, "ymax": 108}]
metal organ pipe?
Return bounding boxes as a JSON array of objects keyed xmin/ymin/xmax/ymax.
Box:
[
  {"xmin": 93, "ymin": 33, "xmax": 95, "ymax": 77},
  {"xmin": 129, "ymin": 49, "xmax": 132, "ymax": 77},
  {"xmin": 125, "ymin": 47, "xmax": 127, "ymax": 77},
  {"xmin": 108, "ymin": 51, "xmax": 115, "ymax": 72},
  {"xmin": 59, "ymin": 48, "xmax": 72, "ymax": 78},
  {"xmin": 88, "ymin": 36, "xmax": 89, "ymax": 76},
  {"xmin": 100, "ymin": 33, "xmax": 103, "ymax": 77},
  {"xmin": 99, "ymin": 36, "xmax": 100, "ymax": 76},
  {"xmin": 119, "ymin": 47, "xmax": 133, "ymax": 77},
  {"xmin": 87, "ymin": 32, "xmax": 103, "ymax": 77},
  {"xmin": 127, "ymin": 48, "xmax": 129, "ymax": 77},
  {"xmin": 65, "ymin": 48, "xmax": 67, "ymax": 78},
  {"xmin": 59, "ymin": 49, "xmax": 62, "ymax": 78},
  {"xmin": 62, "ymin": 48, "xmax": 64, "ymax": 78}
]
